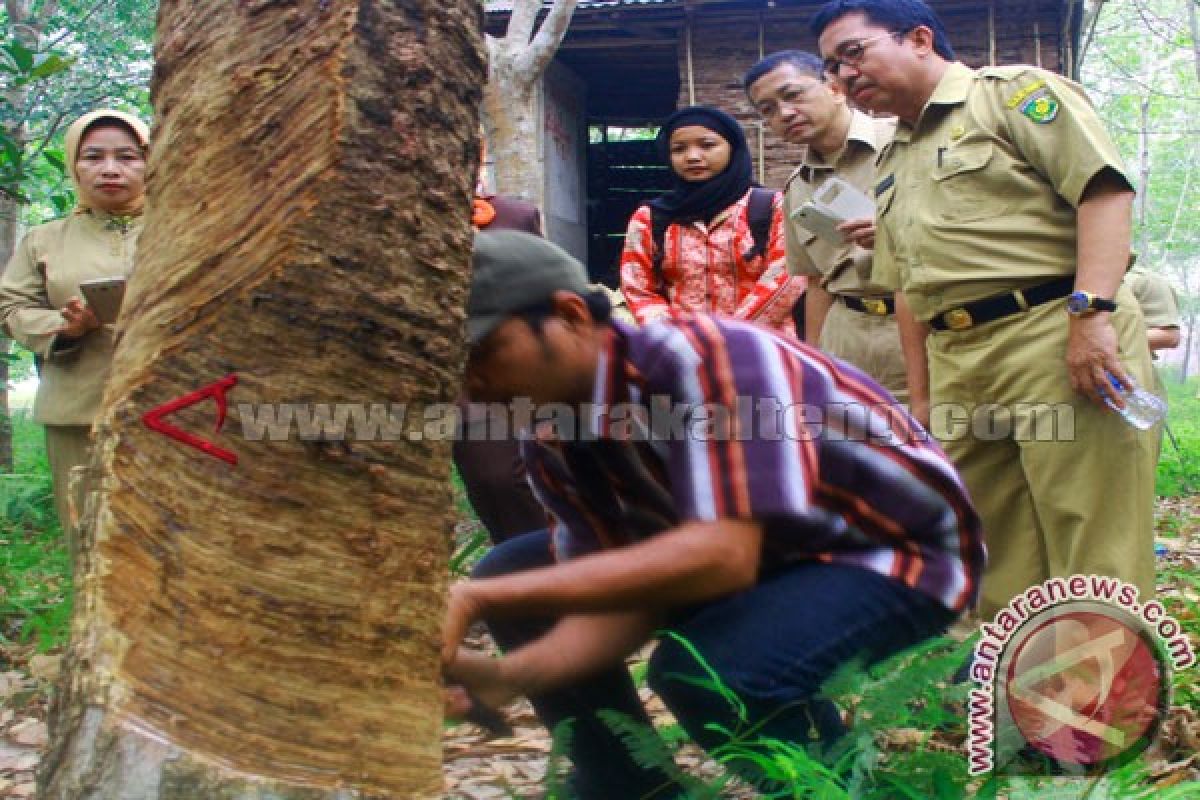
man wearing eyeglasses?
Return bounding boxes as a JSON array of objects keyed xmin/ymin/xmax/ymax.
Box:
[
  {"xmin": 811, "ymin": 0, "xmax": 1156, "ymax": 622},
  {"xmin": 744, "ymin": 50, "xmax": 907, "ymax": 403}
]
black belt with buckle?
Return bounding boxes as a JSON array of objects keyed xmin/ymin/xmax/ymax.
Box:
[
  {"xmin": 838, "ymin": 294, "xmax": 895, "ymax": 316},
  {"xmin": 929, "ymin": 276, "xmax": 1076, "ymax": 332}
]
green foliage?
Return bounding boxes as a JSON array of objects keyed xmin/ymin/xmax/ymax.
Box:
[
  {"xmin": 0, "ymin": 410, "xmax": 71, "ymax": 653},
  {"xmin": 4, "ymin": 341, "xmax": 37, "ymax": 384},
  {"xmin": 543, "ymin": 719, "xmax": 575, "ymax": 800},
  {"xmin": 659, "ymin": 630, "xmax": 748, "ymax": 725},
  {"xmin": 449, "ymin": 466, "xmax": 491, "ymax": 578},
  {"xmin": 601, "ymin": 631, "xmax": 1200, "ymax": 799},
  {"xmin": 1157, "ymin": 559, "xmax": 1199, "ymax": 714},
  {"xmin": 1156, "ymin": 377, "xmax": 1200, "ymax": 496},
  {"xmin": 0, "ymin": 35, "xmax": 72, "ymax": 203},
  {"xmin": 2, "ymin": 0, "xmax": 157, "ymax": 222},
  {"xmin": 596, "ymin": 710, "xmax": 712, "ymax": 798}
]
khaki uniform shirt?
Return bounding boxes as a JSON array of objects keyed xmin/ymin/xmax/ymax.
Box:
[
  {"xmin": 0, "ymin": 211, "xmax": 142, "ymax": 425},
  {"xmin": 1125, "ymin": 267, "xmax": 1180, "ymax": 332},
  {"xmin": 873, "ymin": 62, "xmax": 1131, "ymax": 320},
  {"xmin": 784, "ymin": 110, "xmax": 896, "ymax": 297}
]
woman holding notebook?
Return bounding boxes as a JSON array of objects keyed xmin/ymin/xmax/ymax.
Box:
[{"xmin": 0, "ymin": 109, "xmax": 149, "ymax": 562}]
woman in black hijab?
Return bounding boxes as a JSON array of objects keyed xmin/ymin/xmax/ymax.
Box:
[{"xmin": 619, "ymin": 106, "xmax": 803, "ymax": 333}]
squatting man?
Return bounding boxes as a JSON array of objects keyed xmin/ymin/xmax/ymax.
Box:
[{"xmin": 441, "ymin": 229, "xmax": 986, "ymax": 799}]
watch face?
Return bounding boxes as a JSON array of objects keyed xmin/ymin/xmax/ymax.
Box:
[{"xmin": 1066, "ymin": 292, "xmax": 1090, "ymax": 314}]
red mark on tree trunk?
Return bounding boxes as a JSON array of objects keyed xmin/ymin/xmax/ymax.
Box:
[{"xmin": 142, "ymin": 374, "xmax": 239, "ymax": 466}]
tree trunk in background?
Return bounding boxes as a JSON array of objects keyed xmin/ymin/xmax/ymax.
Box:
[
  {"xmin": 484, "ymin": 0, "xmax": 577, "ymax": 206},
  {"xmin": 39, "ymin": 1, "xmax": 482, "ymax": 797},
  {"xmin": 1184, "ymin": 0, "xmax": 1200, "ymax": 383},
  {"xmin": 0, "ymin": 193, "xmax": 18, "ymax": 473},
  {"xmin": 0, "ymin": 0, "xmax": 55, "ymax": 474}
]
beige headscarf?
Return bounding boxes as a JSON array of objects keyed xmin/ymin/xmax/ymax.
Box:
[{"xmin": 63, "ymin": 108, "xmax": 150, "ymax": 213}]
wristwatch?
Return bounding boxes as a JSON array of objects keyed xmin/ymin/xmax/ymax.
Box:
[{"xmin": 1065, "ymin": 290, "xmax": 1118, "ymax": 316}]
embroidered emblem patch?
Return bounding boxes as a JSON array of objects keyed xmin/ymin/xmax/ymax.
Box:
[
  {"xmin": 1005, "ymin": 79, "xmax": 1046, "ymax": 109},
  {"xmin": 1020, "ymin": 89, "xmax": 1059, "ymax": 123}
]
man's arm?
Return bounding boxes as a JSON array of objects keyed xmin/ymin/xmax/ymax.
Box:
[
  {"xmin": 895, "ymin": 291, "xmax": 931, "ymax": 428},
  {"xmin": 805, "ymin": 284, "xmax": 835, "ymax": 344},
  {"xmin": 1147, "ymin": 326, "xmax": 1181, "ymax": 352},
  {"xmin": 1068, "ymin": 170, "xmax": 1136, "ymax": 404},
  {"xmin": 445, "ymin": 609, "xmax": 660, "ymax": 713},
  {"xmin": 443, "ymin": 518, "xmax": 762, "ymax": 662}
]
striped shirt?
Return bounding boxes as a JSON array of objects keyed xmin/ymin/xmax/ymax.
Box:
[{"xmin": 521, "ymin": 315, "xmax": 985, "ymax": 613}]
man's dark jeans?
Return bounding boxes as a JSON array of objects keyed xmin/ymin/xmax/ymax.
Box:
[{"xmin": 473, "ymin": 530, "xmax": 958, "ymax": 799}]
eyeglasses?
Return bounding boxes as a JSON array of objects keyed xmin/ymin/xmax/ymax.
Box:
[{"xmin": 822, "ymin": 30, "xmax": 906, "ymax": 76}]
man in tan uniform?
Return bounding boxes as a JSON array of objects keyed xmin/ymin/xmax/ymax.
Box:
[
  {"xmin": 1125, "ymin": 267, "xmax": 1181, "ymax": 360},
  {"xmin": 813, "ymin": 0, "xmax": 1156, "ymax": 618},
  {"xmin": 744, "ymin": 51, "xmax": 907, "ymax": 402},
  {"xmin": 1125, "ymin": 266, "xmax": 1180, "ymax": 461}
]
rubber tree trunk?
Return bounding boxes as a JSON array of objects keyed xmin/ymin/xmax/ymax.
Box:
[{"xmin": 39, "ymin": 1, "xmax": 483, "ymax": 797}]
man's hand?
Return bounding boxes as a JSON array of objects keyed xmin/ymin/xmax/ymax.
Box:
[
  {"xmin": 837, "ymin": 218, "xmax": 875, "ymax": 250},
  {"xmin": 56, "ymin": 297, "xmax": 100, "ymax": 339},
  {"xmin": 442, "ymin": 582, "xmax": 486, "ymax": 665},
  {"xmin": 444, "ymin": 648, "xmax": 522, "ymax": 715},
  {"xmin": 1066, "ymin": 314, "xmax": 1125, "ymax": 406}
]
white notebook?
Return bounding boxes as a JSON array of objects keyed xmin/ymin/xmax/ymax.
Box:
[{"xmin": 790, "ymin": 176, "xmax": 876, "ymax": 245}]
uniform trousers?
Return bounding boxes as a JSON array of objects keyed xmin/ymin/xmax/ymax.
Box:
[
  {"xmin": 44, "ymin": 423, "xmax": 91, "ymax": 567},
  {"xmin": 819, "ymin": 300, "xmax": 909, "ymax": 405},
  {"xmin": 927, "ymin": 285, "xmax": 1156, "ymax": 619}
]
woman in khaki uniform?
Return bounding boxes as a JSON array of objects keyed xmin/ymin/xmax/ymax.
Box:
[{"xmin": 0, "ymin": 109, "xmax": 149, "ymax": 559}]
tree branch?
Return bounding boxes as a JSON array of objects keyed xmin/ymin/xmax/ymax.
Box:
[
  {"xmin": 1189, "ymin": 0, "xmax": 1200, "ymax": 86},
  {"xmin": 33, "ymin": 0, "xmax": 60, "ymax": 29},
  {"xmin": 46, "ymin": 0, "xmax": 108, "ymax": 48},
  {"xmin": 1075, "ymin": 0, "xmax": 1105, "ymax": 75},
  {"xmin": 4, "ymin": 0, "xmax": 26, "ymax": 25},
  {"xmin": 515, "ymin": 0, "xmax": 576, "ymax": 78},
  {"xmin": 505, "ymin": 0, "xmax": 541, "ymax": 47}
]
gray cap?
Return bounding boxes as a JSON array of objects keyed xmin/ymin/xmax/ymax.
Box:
[{"xmin": 467, "ymin": 230, "xmax": 591, "ymax": 344}]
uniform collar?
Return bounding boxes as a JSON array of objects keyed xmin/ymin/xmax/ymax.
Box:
[
  {"xmin": 893, "ymin": 62, "xmax": 974, "ymax": 142},
  {"xmin": 79, "ymin": 207, "xmax": 143, "ymax": 234},
  {"xmin": 792, "ymin": 110, "xmax": 887, "ymax": 181}
]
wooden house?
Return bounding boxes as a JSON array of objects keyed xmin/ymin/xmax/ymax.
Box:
[{"xmin": 485, "ymin": 0, "xmax": 1085, "ymax": 282}]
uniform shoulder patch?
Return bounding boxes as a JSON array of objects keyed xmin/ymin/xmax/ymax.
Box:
[
  {"xmin": 1019, "ymin": 87, "xmax": 1059, "ymax": 123},
  {"xmin": 1005, "ymin": 75, "xmax": 1059, "ymax": 123}
]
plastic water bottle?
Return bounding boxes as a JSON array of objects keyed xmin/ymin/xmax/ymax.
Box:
[{"xmin": 1103, "ymin": 373, "xmax": 1166, "ymax": 430}]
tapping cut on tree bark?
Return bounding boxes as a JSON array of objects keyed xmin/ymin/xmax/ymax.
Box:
[{"xmin": 39, "ymin": 1, "xmax": 484, "ymax": 797}]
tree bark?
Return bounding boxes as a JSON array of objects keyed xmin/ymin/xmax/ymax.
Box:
[
  {"xmin": 39, "ymin": 1, "xmax": 483, "ymax": 797},
  {"xmin": 0, "ymin": 194, "xmax": 17, "ymax": 474},
  {"xmin": 484, "ymin": 0, "xmax": 577, "ymax": 205},
  {"xmin": 0, "ymin": 0, "xmax": 44, "ymax": 475}
]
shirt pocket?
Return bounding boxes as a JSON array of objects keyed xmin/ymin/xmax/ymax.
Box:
[{"xmin": 931, "ymin": 141, "xmax": 1004, "ymax": 223}]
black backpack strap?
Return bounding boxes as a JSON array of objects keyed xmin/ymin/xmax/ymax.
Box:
[
  {"xmin": 743, "ymin": 187, "xmax": 778, "ymax": 263},
  {"xmin": 649, "ymin": 205, "xmax": 671, "ymax": 297}
]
